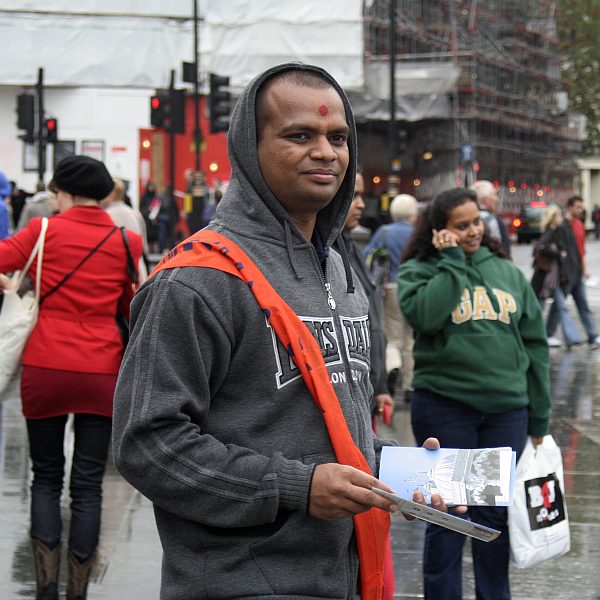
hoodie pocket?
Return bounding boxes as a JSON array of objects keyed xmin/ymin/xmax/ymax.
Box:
[
  {"xmin": 250, "ymin": 510, "xmax": 353, "ymax": 598},
  {"xmin": 436, "ymin": 333, "xmax": 524, "ymax": 392}
]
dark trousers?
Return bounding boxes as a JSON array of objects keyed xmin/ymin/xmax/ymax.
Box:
[
  {"xmin": 27, "ymin": 414, "xmax": 112, "ymax": 562},
  {"xmin": 411, "ymin": 390, "xmax": 528, "ymax": 600}
]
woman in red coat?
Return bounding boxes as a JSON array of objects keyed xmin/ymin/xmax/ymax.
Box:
[{"xmin": 0, "ymin": 156, "xmax": 143, "ymax": 600}]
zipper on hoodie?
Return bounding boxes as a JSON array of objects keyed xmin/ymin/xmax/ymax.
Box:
[
  {"xmin": 311, "ymin": 247, "xmax": 367, "ymax": 453},
  {"xmin": 324, "ymin": 282, "xmax": 336, "ymax": 309}
]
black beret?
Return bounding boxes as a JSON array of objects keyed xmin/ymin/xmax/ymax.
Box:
[{"xmin": 51, "ymin": 155, "xmax": 114, "ymax": 201}]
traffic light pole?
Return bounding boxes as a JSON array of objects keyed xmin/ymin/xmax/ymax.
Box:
[
  {"xmin": 193, "ymin": 0, "xmax": 201, "ymax": 171},
  {"xmin": 387, "ymin": 0, "xmax": 400, "ymax": 201},
  {"xmin": 169, "ymin": 69, "xmax": 177, "ymax": 207},
  {"xmin": 36, "ymin": 67, "xmax": 46, "ymax": 186}
]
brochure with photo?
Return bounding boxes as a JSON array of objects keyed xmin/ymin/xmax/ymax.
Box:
[{"xmin": 379, "ymin": 446, "xmax": 516, "ymax": 507}]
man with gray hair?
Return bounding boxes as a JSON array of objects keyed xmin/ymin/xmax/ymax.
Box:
[
  {"xmin": 363, "ymin": 193, "xmax": 418, "ymax": 402},
  {"xmin": 471, "ymin": 180, "xmax": 511, "ymax": 254}
]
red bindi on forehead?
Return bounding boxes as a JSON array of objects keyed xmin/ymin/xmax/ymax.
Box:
[{"xmin": 318, "ymin": 105, "xmax": 329, "ymax": 116}]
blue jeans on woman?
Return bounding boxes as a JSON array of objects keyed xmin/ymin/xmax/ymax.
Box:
[
  {"xmin": 26, "ymin": 414, "xmax": 112, "ymax": 562},
  {"xmin": 411, "ymin": 390, "xmax": 529, "ymax": 600}
]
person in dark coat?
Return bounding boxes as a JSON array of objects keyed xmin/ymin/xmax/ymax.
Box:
[
  {"xmin": 531, "ymin": 205, "xmax": 579, "ymax": 348},
  {"xmin": 139, "ymin": 181, "xmax": 159, "ymax": 251},
  {"xmin": 337, "ymin": 171, "xmax": 394, "ymax": 417}
]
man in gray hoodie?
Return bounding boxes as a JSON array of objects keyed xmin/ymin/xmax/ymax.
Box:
[{"xmin": 113, "ymin": 63, "xmax": 438, "ymax": 600}]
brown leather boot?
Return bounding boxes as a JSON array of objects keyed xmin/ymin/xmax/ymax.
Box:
[
  {"xmin": 31, "ymin": 539, "xmax": 60, "ymax": 600},
  {"xmin": 66, "ymin": 551, "xmax": 95, "ymax": 600}
]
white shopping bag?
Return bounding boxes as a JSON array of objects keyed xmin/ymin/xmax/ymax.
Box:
[
  {"xmin": 508, "ymin": 435, "xmax": 570, "ymax": 568},
  {"xmin": 0, "ymin": 218, "xmax": 47, "ymax": 400}
]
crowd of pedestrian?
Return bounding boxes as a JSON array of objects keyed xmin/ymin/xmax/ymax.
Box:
[{"xmin": 0, "ymin": 61, "xmax": 598, "ymax": 600}]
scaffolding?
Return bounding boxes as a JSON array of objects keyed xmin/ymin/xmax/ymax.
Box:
[{"xmin": 363, "ymin": 0, "xmax": 581, "ymax": 208}]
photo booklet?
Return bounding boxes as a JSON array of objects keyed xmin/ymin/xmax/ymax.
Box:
[{"xmin": 379, "ymin": 446, "xmax": 516, "ymax": 507}]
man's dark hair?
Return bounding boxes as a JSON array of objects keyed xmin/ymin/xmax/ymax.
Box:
[
  {"xmin": 256, "ymin": 70, "xmax": 335, "ymax": 137},
  {"xmin": 567, "ymin": 195, "xmax": 583, "ymax": 207},
  {"xmin": 402, "ymin": 187, "xmax": 509, "ymax": 261}
]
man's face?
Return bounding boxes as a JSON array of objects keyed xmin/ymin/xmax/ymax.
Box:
[
  {"xmin": 481, "ymin": 186, "xmax": 498, "ymax": 212},
  {"xmin": 257, "ymin": 79, "xmax": 350, "ymax": 222},
  {"xmin": 344, "ymin": 173, "xmax": 365, "ymax": 231},
  {"xmin": 568, "ymin": 200, "xmax": 584, "ymax": 220}
]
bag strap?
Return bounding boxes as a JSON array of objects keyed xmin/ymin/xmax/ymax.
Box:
[
  {"xmin": 40, "ymin": 226, "xmax": 118, "ymax": 305},
  {"xmin": 119, "ymin": 227, "xmax": 138, "ymax": 285},
  {"xmin": 150, "ymin": 231, "xmax": 389, "ymax": 600},
  {"xmin": 34, "ymin": 217, "xmax": 48, "ymax": 301},
  {"xmin": 14, "ymin": 217, "xmax": 49, "ymax": 295}
]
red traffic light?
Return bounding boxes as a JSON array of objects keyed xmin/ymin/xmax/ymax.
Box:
[
  {"xmin": 151, "ymin": 97, "xmax": 161, "ymax": 110},
  {"xmin": 44, "ymin": 117, "xmax": 58, "ymax": 143}
]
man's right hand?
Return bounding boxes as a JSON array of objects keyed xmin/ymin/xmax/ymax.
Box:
[{"xmin": 308, "ymin": 463, "xmax": 398, "ymax": 520}]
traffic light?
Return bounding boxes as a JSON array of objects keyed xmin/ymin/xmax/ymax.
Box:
[
  {"xmin": 167, "ymin": 88, "xmax": 186, "ymax": 134},
  {"xmin": 395, "ymin": 129, "xmax": 408, "ymax": 153},
  {"xmin": 209, "ymin": 73, "xmax": 231, "ymax": 133},
  {"xmin": 17, "ymin": 94, "xmax": 35, "ymax": 143},
  {"xmin": 45, "ymin": 118, "xmax": 58, "ymax": 143},
  {"xmin": 150, "ymin": 93, "xmax": 168, "ymax": 127},
  {"xmin": 150, "ymin": 90, "xmax": 185, "ymax": 133}
]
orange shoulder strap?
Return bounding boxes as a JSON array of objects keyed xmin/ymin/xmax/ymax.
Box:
[{"xmin": 151, "ymin": 231, "xmax": 389, "ymax": 600}]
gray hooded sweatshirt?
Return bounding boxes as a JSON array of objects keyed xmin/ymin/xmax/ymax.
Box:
[{"xmin": 113, "ymin": 63, "xmax": 385, "ymax": 600}]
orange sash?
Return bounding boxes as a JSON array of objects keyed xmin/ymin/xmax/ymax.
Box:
[{"xmin": 151, "ymin": 230, "xmax": 390, "ymax": 600}]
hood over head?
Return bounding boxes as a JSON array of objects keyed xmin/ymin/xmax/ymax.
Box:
[{"xmin": 215, "ymin": 62, "xmax": 357, "ymax": 252}]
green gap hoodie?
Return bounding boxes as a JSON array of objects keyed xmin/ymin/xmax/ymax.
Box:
[{"xmin": 398, "ymin": 246, "xmax": 551, "ymax": 436}]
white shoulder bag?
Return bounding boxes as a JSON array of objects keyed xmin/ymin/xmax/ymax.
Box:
[{"xmin": 0, "ymin": 217, "xmax": 48, "ymax": 400}]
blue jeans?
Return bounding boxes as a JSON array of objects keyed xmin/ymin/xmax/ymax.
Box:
[
  {"xmin": 540, "ymin": 286, "xmax": 581, "ymax": 345},
  {"xmin": 27, "ymin": 414, "xmax": 112, "ymax": 561},
  {"xmin": 547, "ymin": 277, "xmax": 598, "ymax": 343},
  {"xmin": 411, "ymin": 390, "xmax": 529, "ymax": 600}
]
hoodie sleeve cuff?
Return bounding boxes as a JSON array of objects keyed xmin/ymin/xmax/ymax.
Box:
[
  {"xmin": 527, "ymin": 418, "xmax": 550, "ymax": 437},
  {"xmin": 440, "ymin": 246, "xmax": 465, "ymax": 261},
  {"xmin": 276, "ymin": 455, "xmax": 316, "ymax": 513}
]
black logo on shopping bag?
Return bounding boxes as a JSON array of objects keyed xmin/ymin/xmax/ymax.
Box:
[{"xmin": 524, "ymin": 473, "xmax": 566, "ymax": 530}]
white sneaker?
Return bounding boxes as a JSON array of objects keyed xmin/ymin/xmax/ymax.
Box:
[{"xmin": 547, "ymin": 336, "xmax": 562, "ymax": 347}]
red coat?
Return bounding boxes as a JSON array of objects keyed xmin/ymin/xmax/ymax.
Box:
[{"xmin": 0, "ymin": 206, "xmax": 143, "ymax": 375}]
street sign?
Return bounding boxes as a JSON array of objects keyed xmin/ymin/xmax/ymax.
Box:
[{"xmin": 460, "ymin": 142, "xmax": 474, "ymax": 163}]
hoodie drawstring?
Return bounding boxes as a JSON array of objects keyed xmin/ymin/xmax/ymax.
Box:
[
  {"xmin": 335, "ymin": 234, "xmax": 355, "ymax": 294},
  {"xmin": 284, "ymin": 220, "xmax": 304, "ymax": 281}
]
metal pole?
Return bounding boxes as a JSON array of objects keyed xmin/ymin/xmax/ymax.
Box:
[
  {"xmin": 387, "ymin": 0, "xmax": 400, "ymax": 202},
  {"xmin": 169, "ymin": 69, "xmax": 176, "ymax": 206},
  {"xmin": 389, "ymin": 0, "xmax": 396, "ymax": 139},
  {"xmin": 193, "ymin": 0, "xmax": 201, "ymax": 171},
  {"xmin": 36, "ymin": 67, "xmax": 45, "ymax": 185}
]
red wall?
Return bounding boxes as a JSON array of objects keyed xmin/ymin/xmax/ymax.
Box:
[{"xmin": 139, "ymin": 95, "xmax": 231, "ymax": 197}]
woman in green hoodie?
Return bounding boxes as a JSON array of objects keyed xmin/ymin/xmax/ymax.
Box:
[{"xmin": 398, "ymin": 187, "xmax": 551, "ymax": 600}]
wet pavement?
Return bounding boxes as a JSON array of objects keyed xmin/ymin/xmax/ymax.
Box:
[{"xmin": 1, "ymin": 242, "xmax": 600, "ymax": 599}]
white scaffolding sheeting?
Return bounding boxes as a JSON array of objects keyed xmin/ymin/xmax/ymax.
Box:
[
  {"xmin": 0, "ymin": 0, "xmax": 364, "ymax": 89},
  {"xmin": 204, "ymin": 0, "xmax": 364, "ymax": 89},
  {"xmin": 354, "ymin": 61, "xmax": 461, "ymax": 121}
]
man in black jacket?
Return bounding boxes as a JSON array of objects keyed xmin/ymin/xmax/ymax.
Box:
[{"xmin": 339, "ymin": 171, "xmax": 395, "ymax": 418}]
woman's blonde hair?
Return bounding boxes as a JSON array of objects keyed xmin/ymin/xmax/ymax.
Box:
[
  {"xmin": 112, "ymin": 178, "xmax": 126, "ymax": 202},
  {"xmin": 541, "ymin": 205, "xmax": 561, "ymax": 231}
]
